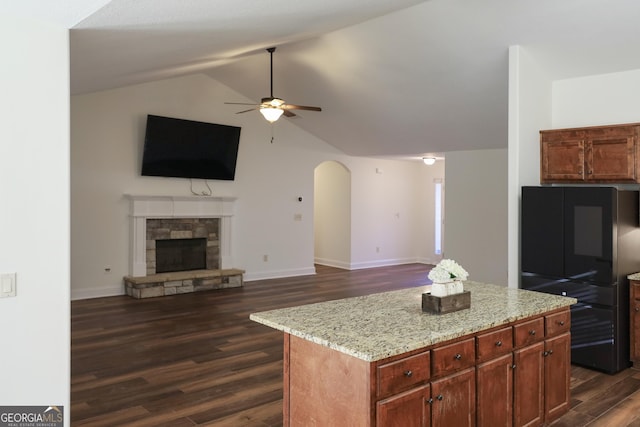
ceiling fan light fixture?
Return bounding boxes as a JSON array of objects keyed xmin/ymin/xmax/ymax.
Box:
[
  {"xmin": 260, "ymin": 106, "xmax": 284, "ymax": 123},
  {"xmin": 264, "ymin": 97, "xmax": 285, "ymax": 107},
  {"xmin": 423, "ymin": 157, "xmax": 436, "ymax": 166}
]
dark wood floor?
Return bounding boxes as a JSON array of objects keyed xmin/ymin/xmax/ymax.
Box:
[{"xmin": 71, "ymin": 264, "xmax": 640, "ymax": 426}]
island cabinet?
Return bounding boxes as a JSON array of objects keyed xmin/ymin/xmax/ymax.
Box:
[
  {"xmin": 251, "ymin": 282, "xmax": 576, "ymax": 427},
  {"xmin": 476, "ymin": 326, "xmax": 514, "ymax": 426},
  {"xmin": 540, "ymin": 123, "xmax": 640, "ymax": 184},
  {"xmin": 512, "ymin": 312, "xmax": 571, "ymax": 427},
  {"xmin": 283, "ymin": 307, "xmax": 571, "ymax": 427}
]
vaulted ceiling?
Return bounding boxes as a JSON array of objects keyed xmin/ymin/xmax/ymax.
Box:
[{"xmin": 15, "ymin": 1, "xmax": 640, "ymax": 157}]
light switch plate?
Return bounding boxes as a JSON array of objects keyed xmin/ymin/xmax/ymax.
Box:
[{"xmin": 0, "ymin": 273, "xmax": 16, "ymax": 298}]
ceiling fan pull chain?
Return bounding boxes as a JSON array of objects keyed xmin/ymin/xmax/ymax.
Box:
[{"xmin": 270, "ymin": 122, "xmax": 275, "ymax": 144}]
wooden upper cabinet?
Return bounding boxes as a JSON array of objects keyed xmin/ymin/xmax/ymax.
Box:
[
  {"xmin": 588, "ymin": 135, "xmax": 635, "ymax": 180},
  {"xmin": 541, "ymin": 138, "xmax": 585, "ymax": 181},
  {"xmin": 540, "ymin": 123, "xmax": 640, "ymax": 184}
]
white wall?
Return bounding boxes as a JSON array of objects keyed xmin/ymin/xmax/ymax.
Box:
[
  {"xmin": 507, "ymin": 46, "xmax": 553, "ymax": 287},
  {"xmin": 552, "ymin": 69, "xmax": 640, "ymax": 128},
  {"xmin": 0, "ymin": 15, "xmax": 70, "ymax": 422},
  {"xmin": 347, "ymin": 158, "xmax": 429, "ymax": 269},
  {"xmin": 314, "ymin": 161, "xmax": 351, "ymax": 268},
  {"xmin": 71, "ymin": 74, "xmax": 436, "ymax": 297},
  {"xmin": 444, "ymin": 149, "xmax": 508, "ymax": 286}
]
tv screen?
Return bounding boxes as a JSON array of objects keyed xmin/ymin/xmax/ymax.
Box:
[{"xmin": 141, "ymin": 115, "xmax": 241, "ymax": 181}]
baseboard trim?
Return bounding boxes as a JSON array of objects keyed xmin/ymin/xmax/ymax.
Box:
[
  {"xmin": 348, "ymin": 258, "xmax": 421, "ymax": 270},
  {"xmin": 313, "ymin": 257, "xmax": 351, "ymax": 270},
  {"xmin": 72, "ymin": 286, "xmax": 124, "ymax": 301},
  {"xmin": 244, "ymin": 267, "xmax": 317, "ymax": 282}
]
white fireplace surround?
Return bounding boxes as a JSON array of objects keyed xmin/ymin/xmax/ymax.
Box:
[{"xmin": 126, "ymin": 195, "xmax": 236, "ymax": 277}]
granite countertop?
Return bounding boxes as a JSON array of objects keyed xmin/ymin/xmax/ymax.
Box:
[
  {"xmin": 628, "ymin": 272, "xmax": 640, "ymax": 281},
  {"xmin": 250, "ymin": 281, "xmax": 577, "ymax": 362}
]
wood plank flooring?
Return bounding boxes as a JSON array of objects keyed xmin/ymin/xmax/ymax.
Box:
[{"xmin": 71, "ymin": 264, "xmax": 640, "ymax": 426}]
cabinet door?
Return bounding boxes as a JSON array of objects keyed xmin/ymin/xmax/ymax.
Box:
[
  {"xmin": 513, "ymin": 342, "xmax": 544, "ymax": 427},
  {"xmin": 377, "ymin": 384, "xmax": 430, "ymax": 427},
  {"xmin": 587, "ymin": 135, "xmax": 636, "ymax": 181},
  {"xmin": 541, "ymin": 139, "xmax": 584, "ymax": 182},
  {"xmin": 544, "ymin": 333, "xmax": 571, "ymax": 423},
  {"xmin": 633, "ymin": 283, "xmax": 640, "ymax": 361},
  {"xmin": 477, "ymin": 353, "xmax": 513, "ymax": 427},
  {"xmin": 431, "ymin": 367, "xmax": 475, "ymax": 427}
]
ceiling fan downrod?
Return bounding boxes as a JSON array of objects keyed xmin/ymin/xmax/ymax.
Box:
[{"xmin": 267, "ymin": 47, "xmax": 276, "ymax": 99}]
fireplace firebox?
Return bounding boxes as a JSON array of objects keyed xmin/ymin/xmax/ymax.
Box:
[{"xmin": 156, "ymin": 238, "xmax": 207, "ymax": 273}]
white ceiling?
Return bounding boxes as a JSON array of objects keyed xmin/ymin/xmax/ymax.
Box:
[{"xmin": 22, "ymin": 0, "xmax": 640, "ymax": 157}]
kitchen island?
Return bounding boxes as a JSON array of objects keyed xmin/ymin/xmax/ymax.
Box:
[{"xmin": 250, "ymin": 281, "xmax": 577, "ymax": 427}]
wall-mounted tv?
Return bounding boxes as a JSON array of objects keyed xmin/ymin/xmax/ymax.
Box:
[{"xmin": 141, "ymin": 114, "xmax": 241, "ymax": 181}]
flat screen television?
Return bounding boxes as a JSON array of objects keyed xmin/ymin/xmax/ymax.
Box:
[{"xmin": 141, "ymin": 114, "xmax": 241, "ymax": 180}]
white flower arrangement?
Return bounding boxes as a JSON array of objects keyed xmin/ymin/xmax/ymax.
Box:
[{"xmin": 428, "ymin": 259, "xmax": 468, "ymax": 284}]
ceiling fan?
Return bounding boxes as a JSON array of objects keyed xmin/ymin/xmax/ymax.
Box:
[{"xmin": 225, "ymin": 47, "xmax": 322, "ymax": 123}]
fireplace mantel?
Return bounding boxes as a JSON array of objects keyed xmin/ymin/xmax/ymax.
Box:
[{"xmin": 125, "ymin": 195, "xmax": 236, "ymax": 277}]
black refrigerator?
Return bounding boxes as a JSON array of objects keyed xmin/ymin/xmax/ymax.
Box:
[{"xmin": 521, "ymin": 186, "xmax": 640, "ymax": 374}]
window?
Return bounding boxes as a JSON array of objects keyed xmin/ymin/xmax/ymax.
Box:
[{"xmin": 434, "ymin": 179, "xmax": 443, "ymax": 255}]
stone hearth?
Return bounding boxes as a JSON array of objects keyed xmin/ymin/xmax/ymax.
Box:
[{"xmin": 124, "ymin": 268, "xmax": 244, "ymax": 299}]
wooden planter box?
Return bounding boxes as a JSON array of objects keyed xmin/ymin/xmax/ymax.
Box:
[{"xmin": 422, "ymin": 291, "xmax": 471, "ymax": 314}]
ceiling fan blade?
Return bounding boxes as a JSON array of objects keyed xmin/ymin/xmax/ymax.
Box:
[
  {"xmin": 282, "ymin": 104, "xmax": 322, "ymax": 112},
  {"xmin": 225, "ymin": 102, "xmax": 258, "ymax": 106},
  {"xmin": 236, "ymin": 108, "xmax": 258, "ymax": 114},
  {"xmin": 283, "ymin": 110, "xmax": 296, "ymax": 118}
]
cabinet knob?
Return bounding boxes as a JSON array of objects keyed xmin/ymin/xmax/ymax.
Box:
[
  {"xmin": 511, "ymin": 364, "xmax": 516, "ymax": 369},
  {"xmin": 529, "ymin": 330, "xmax": 536, "ymax": 336},
  {"xmin": 558, "ymin": 321, "xmax": 565, "ymax": 326},
  {"xmin": 454, "ymin": 353, "xmax": 462, "ymax": 360},
  {"xmin": 635, "ymin": 307, "xmax": 639, "ymax": 312},
  {"xmin": 495, "ymin": 341, "xmax": 502, "ymax": 347},
  {"xmin": 548, "ymin": 349, "xmax": 553, "ymax": 355},
  {"xmin": 436, "ymin": 394, "xmax": 443, "ymax": 401},
  {"xmin": 543, "ymin": 350, "xmax": 549, "ymax": 357},
  {"xmin": 426, "ymin": 398, "xmax": 433, "ymax": 405},
  {"xmin": 404, "ymin": 370, "xmax": 413, "ymax": 378}
]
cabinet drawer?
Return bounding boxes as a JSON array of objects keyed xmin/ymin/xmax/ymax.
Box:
[
  {"xmin": 377, "ymin": 351, "xmax": 430, "ymax": 398},
  {"xmin": 514, "ymin": 317, "xmax": 544, "ymax": 347},
  {"xmin": 476, "ymin": 326, "xmax": 513, "ymax": 361},
  {"xmin": 546, "ymin": 310, "xmax": 571, "ymax": 337},
  {"xmin": 431, "ymin": 338, "xmax": 475, "ymax": 377}
]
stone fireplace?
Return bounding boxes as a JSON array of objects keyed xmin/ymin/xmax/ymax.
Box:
[{"xmin": 123, "ymin": 195, "xmax": 243, "ymax": 298}]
